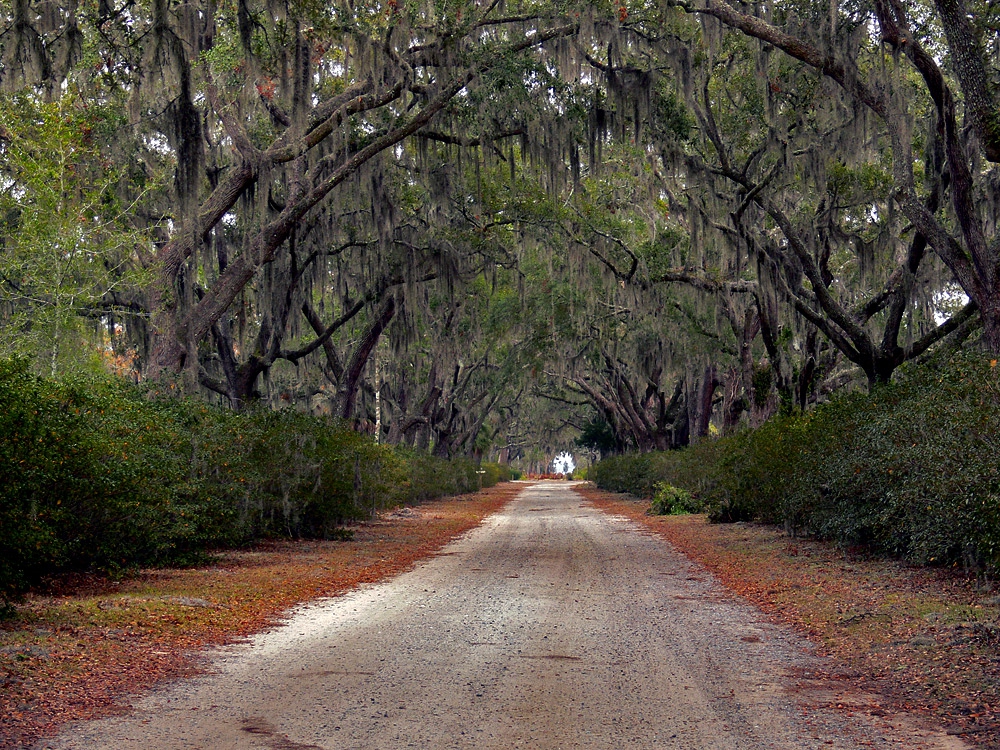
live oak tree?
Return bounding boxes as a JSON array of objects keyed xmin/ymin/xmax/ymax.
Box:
[
  {"xmin": 145, "ymin": 0, "xmax": 579, "ymax": 383},
  {"xmin": 690, "ymin": 31, "xmax": 977, "ymax": 388},
  {"xmin": 2, "ymin": 0, "xmax": 582, "ymax": 380},
  {"xmin": 4, "ymin": 0, "xmax": 1000, "ymax": 457},
  {"xmin": 568, "ymin": 0, "xmax": 980, "ymax": 393},
  {"xmin": 676, "ymin": 0, "xmax": 1000, "ymax": 355}
]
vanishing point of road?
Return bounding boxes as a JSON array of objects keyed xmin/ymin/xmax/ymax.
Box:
[{"xmin": 42, "ymin": 482, "xmax": 967, "ymax": 750}]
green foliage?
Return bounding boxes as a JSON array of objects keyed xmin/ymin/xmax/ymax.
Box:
[
  {"xmin": 400, "ymin": 451, "xmax": 506, "ymax": 501},
  {"xmin": 0, "ymin": 362, "xmax": 509, "ymax": 602},
  {"xmin": 575, "ymin": 414, "xmax": 623, "ymax": 456},
  {"xmin": 588, "ymin": 440, "xmax": 724, "ymax": 500},
  {"xmin": 590, "ymin": 350, "xmax": 1000, "ymax": 573},
  {"xmin": 649, "ymin": 482, "xmax": 700, "ymax": 515},
  {"xmin": 0, "ymin": 92, "xmax": 154, "ymax": 376}
]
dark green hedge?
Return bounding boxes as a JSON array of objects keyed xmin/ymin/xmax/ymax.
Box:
[
  {"xmin": 588, "ymin": 439, "xmax": 725, "ymax": 500},
  {"xmin": 401, "ymin": 450, "xmax": 510, "ymax": 502},
  {"xmin": 0, "ymin": 361, "xmax": 507, "ymax": 602},
  {"xmin": 590, "ymin": 350, "xmax": 1000, "ymax": 573}
]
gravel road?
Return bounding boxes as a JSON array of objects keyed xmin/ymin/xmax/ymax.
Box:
[{"xmin": 41, "ymin": 482, "xmax": 967, "ymax": 750}]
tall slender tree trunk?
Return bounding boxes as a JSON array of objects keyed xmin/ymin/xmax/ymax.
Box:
[
  {"xmin": 374, "ymin": 349, "xmax": 382, "ymax": 444},
  {"xmin": 692, "ymin": 365, "xmax": 717, "ymax": 440},
  {"xmin": 337, "ymin": 295, "xmax": 397, "ymax": 421}
]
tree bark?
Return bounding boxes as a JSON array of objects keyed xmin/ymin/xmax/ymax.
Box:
[
  {"xmin": 336, "ymin": 295, "xmax": 396, "ymax": 421},
  {"xmin": 934, "ymin": 0, "xmax": 1000, "ymax": 162}
]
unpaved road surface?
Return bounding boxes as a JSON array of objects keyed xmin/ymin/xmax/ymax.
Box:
[{"xmin": 40, "ymin": 483, "xmax": 966, "ymax": 749}]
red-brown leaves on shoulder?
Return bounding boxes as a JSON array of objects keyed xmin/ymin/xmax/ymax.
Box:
[
  {"xmin": 579, "ymin": 485, "xmax": 1000, "ymax": 750},
  {"xmin": 0, "ymin": 483, "xmax": 522, "ymax": 749}
]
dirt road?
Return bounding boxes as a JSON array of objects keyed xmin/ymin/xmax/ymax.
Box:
[{"xmin": 41, "ymin": 482, "xmax": 966, "ymax": 749}]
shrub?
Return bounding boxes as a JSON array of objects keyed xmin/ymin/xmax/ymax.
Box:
[
  {"xmin": 649, "ymin": 482, "xmax": 700, "ymax": 515},
  {"xmin": 588, "ymin": 440, "xmax": 724, "ymax": 501},
  {"xmin": 589, "ymin": 349, "xmax": 1000, "ymax": 574},
  {"xmin": 0, "ymin": 361, "xmax": 511, "ymax": 603},
  {"xmin": 479, "ymin": 462, "xmax": 512, "ymax": 487}
]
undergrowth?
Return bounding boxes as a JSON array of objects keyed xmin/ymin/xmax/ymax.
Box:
[
  {"xmin": 649, "ymin": 483, "xmax": 700, "ymax": 516},
  {"xmin": 590, "ymin": 349, "xmax": 1000, "ymax": 574},
  {"xmin": 0, "ymin": 359, "xmax": 509, "ymax": 602}
]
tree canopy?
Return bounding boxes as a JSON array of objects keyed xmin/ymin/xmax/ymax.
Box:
[{"xmin": 1, "ymin": 0, "xmax": 997, "ymax": 462}]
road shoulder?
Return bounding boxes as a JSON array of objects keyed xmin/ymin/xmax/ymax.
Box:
[
  {"xmin": 0, "ymin": 483, "xmax": 524, "ymax": 749},
  {"xmin": 578, "ymin": 484, "xmax": 999, "ymax": 750}
]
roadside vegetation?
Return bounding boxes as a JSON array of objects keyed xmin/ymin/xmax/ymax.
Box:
[
  {"xmin": 0, "ymin": 359, "xmax": 510, "ymax": 605},
  {"xmin": 590, "ymin": 349, "xmax": 1000, "ymax": 576}
]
